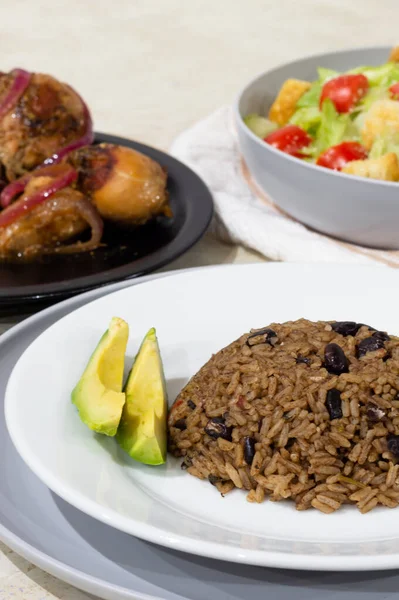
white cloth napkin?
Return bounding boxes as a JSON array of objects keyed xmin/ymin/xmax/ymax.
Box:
[{"xmin": 170, "ymin": 106, "xmax": 399, "ymax": 268}]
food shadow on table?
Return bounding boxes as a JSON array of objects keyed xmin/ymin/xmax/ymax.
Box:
[{"xmin": 52, "ymin": 492, "xmax": 399, "ymax": 600}]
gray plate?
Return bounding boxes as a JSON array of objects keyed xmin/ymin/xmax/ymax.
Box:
[
  {"xmin": 1, "ymin": 269, "xmax": 399, "ymax": 600},
  {"xmin": 0, "ymin": 133, "xmax": 213, "ymax": 308}
]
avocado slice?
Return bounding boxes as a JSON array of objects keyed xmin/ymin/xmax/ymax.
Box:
[
  {"xmin": 71, "ymin": 317, "xmax": 129, "ymax": 436},
  {"xmin": 116, "ymin": 328, "xmax": 167, "ymax": 465}
]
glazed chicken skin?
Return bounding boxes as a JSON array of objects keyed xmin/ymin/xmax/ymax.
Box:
[
  {"xmin": 0, "ymin": 174, "xmax": 102, "ymax": 259},
  {"xmin": 0, "ymin": 144, "xmax": 169, "ymax": 259},
  {"xmin": 0, "ymin": 68, "xmax": 170, "ymax": 260},
  {"xmin": 0, "ymin": 188, "xmax": 87, "ymax": 259},
  {"xmin": 0, "ymin": 70, "xmax": 90, "ymax": 180},
  {"xmin": 70, "ymin": 143, "xmax": 170, "ymax": 225}
]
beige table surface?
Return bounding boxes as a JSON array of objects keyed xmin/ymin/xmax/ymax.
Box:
[{"xmin": 1, "ymin": 0, "xmax": 398, "ymax": 597}]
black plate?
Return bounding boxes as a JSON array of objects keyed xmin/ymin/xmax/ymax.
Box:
[{"xmin": 0, "ymin": 133, "xmax": 213, "ymax": 308}]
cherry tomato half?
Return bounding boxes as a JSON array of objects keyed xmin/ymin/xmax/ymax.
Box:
[
  {"xmin": 316, "ymin": 141, "xmax": 368, "ymax": 171},
  {"xmin": 320, "ymin": 74, "xmax": 369, "ymax": 113},
  {"xmin": 389, "ymin": 82, "xmax": 399, "ymax": 100},
  {"xmin": 264, "ymin": 124, "xmax": 312, "ymax": 158}
]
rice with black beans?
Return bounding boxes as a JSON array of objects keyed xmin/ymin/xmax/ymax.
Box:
[{"xmin": 168, "ymin": 319, "xmax": 399, "ymax": 514}]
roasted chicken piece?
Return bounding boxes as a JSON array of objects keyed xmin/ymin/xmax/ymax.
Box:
[
  {"xmin": 0, "ymin": 170, "xmax": 102, "ymax": 259},
  {"xmin": 0, "ymin": 143, "xmax": 170, "ymax": 259},
  {"xmin": 0, "ymin": 69, "xmax": 92, "ymax": 180},
  {"xmin": 70, "ymin": 143, "xmax": 170, "ymax": 225},
  {"xmin": 0, "ymin": 66, "xmax": 171, "ymax": 260}
]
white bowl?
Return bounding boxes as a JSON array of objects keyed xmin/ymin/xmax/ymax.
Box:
[{"xmin": 235, "ymin": 46, "xmax": 399, "ymax": 249}]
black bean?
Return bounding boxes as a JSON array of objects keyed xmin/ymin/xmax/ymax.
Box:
[
  {"xmin": 387, "ymin": 434, "xmax": 399, "ymax": 458},
  {"xmin": 173, "ymin": 418, "xmax": 187, "ymax": 431},
  {"xmin": 324, "ymin": 343, "xmax": 349, "ymax": 375},
  {"xmin": 204, "ymin": 417, "xmax": 233, "ymax": 441},
  {"xmin": 208, "ymin": 474, "xmax": 220, "ymax": 486},
  {"xmin": 187, "ymin": 400, "xmax": 196, "ymax": 410},
  {"xmin": 331, "ymin": 321, "xmax": 362, "ymax": 337},
  {"xmin": 373, "ymin": 331, "xmax": 390, "ymax": 342},
  {"xmin": 296, "ymin": 355, "xmax": 311, "ymax": 365},
  {"xmin": 181, "ymin": 457, "xmax": 192, "ymax": 470},
  {"xmin": 243, "ymin": 437, "xmax": 256, "ymax": 465},
  {"xmin": 246, "ymin": 328, "xmax": 278, "ymax": 347},
  {"xmin": 357, "ymin": 335, "xmax": 386, "ymax": 358},
  {"xmin": 366, "ymin": 402, "xmax": 386, "ymax": 422},
  {"xmin": 326, "ymin": 388, "xmax": 343, "ymax": 420}
]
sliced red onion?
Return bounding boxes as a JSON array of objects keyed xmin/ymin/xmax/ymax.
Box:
[
  {"xmin": 53, "ymin": 197, "xmax": 103, "ymax": 254},
  {"xmin": 0, "ymin": 164, "xmax": 75, "ymax": 208},
  {"xmin": 0, "ymin": 175, "xmax": 30, "ymax": 208},
  {"xmin": 0, "ymin": 68, "xmax": 31, "ymax": 121},
  {"xmin": 0, "ymin": 167, "xmax": 77, "ymax": 228},
  {"xmin": 0, "ymin": 78, "xmax": 92, "ymax": 209},
  {"xmin": 42, "ymin": 85, "xmax": 93, "ymax": 166}
]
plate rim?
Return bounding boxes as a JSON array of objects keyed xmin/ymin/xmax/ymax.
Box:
[
  {"xmin": 0, "ymin": 520, "xmax": 157, "ymax": 600},
  {"xmin": 0, "ymin": 270, "xmax": 184, "ymax": 600},
  {"xmin": 6, "ymin": 262, "xmax": 399, "ymax": 572},
  {"xmin": 0, "ymin": 132, "xmax": 213, "ymax": 304}
]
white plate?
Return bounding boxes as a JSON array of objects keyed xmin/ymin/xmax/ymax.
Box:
[{"xmin": 7, "ymin": 262, "xmax": 399, "ymax": 571}]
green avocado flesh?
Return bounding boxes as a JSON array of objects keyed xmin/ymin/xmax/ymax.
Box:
[
  {"xmin": 116, "ymin": 328, "xmax": 168, "ymax": 466},
  {"xmin": 71, "ymin": 317, "xmax": 129, "ymax": 436}
]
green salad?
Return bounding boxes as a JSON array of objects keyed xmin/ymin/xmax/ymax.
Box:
[{"xmin": 244, "ymin": 46, "xmax": 399, "ymax": 181}]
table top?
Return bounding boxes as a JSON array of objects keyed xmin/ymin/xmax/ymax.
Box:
[{"xmin": 1, "ymin": 0, "xmax": 398, "ymax": 596}]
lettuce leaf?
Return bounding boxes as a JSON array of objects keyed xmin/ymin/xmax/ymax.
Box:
[
  {"xmin": 289, "ymin": 106, "xmax": 321, "ymax": 133},
  {"xmin": 243, "ymin": 114, "xmax": 277, "ymax": 138},
  {"xmin": 369, "ymin": 135, "xmax": 399, "ymax": 160},
  {"xmin": 267, "ymin": 61, "xmax": 399, "ymax": 162},
  {"xmin": 310, "ymin": 99, "xmax": 358, "ymax": 156},
  {"xmin": 317, "ymin": 67, "xmax": 339, "ymax": 82},
  {"xmin": 357, "ymin": 86, "xmax": 389, "ymax": 112},
  {"xmin": 316, "ymin": 99, "xmax": 348, "ymax": 152},
  {"xmin": 295, "ymin": 62, "xmax": 399, "ymax": 116},
  {"xmin": 348, "ymin": 63, "xmax": 399, "ymax": 87},
  {"xmin": 294, "ymin": 68, "xmax": 339, "ymax": 113},
  {"xmin": 295, "ymin": 68, "xmax": 338, "ymax": 110},
  {"xmin": 295, "ymin": 81, "xmax": 321, "ymax": 108}
]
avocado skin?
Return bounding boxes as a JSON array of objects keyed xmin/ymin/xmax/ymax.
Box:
[
  {"xmin": 116, "ymin": 328, "xmax": 168, "ymax": 465},
  {"xmin": 71, "ymin": 317, "xmax": 129, "ymax": 436}
]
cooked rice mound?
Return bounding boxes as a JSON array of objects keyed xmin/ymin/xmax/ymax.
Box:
[{"xmin": 168, "ymin": 319, "xmax": 399, "ymax": 514}]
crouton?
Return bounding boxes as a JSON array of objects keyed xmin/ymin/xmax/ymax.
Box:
[
  {"xmin": 389, "ymin": 46, "xmax": 399, "ymax": 63},
  {"xmin": 342, "ymin": 152, "xmax": 399, "ymax": 181},
  {"xmin": 361, "ymin": 99, "xmax": 399, "ymax": 149},
  {"xmin": 268, "ymin": 79, "xmax": 311, "ymax": 126}
]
